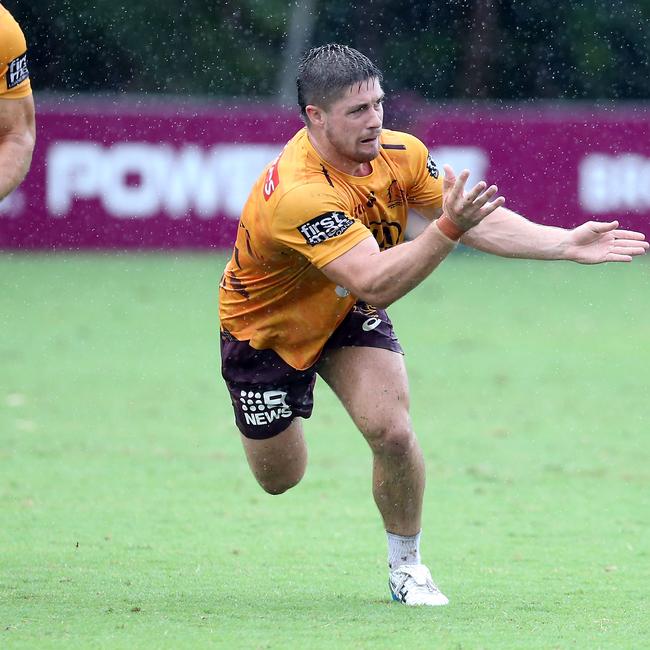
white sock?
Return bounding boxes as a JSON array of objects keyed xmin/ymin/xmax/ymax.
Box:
[{"xmin": 387, "ymin": 530, "xmax": 421, "ymax": 569}]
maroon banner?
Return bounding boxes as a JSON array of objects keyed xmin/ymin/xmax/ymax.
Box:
[
  {"xmin": 414, "ymin": 104, "xmax": 650, "ymax": 235},
  {"xmin": 0, "ymin": 99, "xmax": 648, "ymax": 249}
]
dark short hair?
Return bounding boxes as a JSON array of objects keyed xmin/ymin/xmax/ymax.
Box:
[{"xmin": 297, "ymin": 44, "xmax": 383, "ymax": 124}]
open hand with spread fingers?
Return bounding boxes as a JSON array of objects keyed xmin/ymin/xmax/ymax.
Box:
[
  {"xmin": 564, "ymin": 220, "xmax": 649, "ymax": 264},
  {"xmin": 442, "ymin": 164, "xmax": 505, "ymax": 232}
]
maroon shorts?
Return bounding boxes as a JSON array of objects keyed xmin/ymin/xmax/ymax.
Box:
[{"xmin": 220, "ymin": 301, "xmax": 403, "ymax": 439}]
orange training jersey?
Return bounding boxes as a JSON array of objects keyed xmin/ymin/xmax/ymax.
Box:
[
  {"xmin": 219, "ymin": 128, "xmax": 443, "ymax": 370},
  {"xmin": 0, "ymin": 5, "xmax": 32, "ymax": 99}
]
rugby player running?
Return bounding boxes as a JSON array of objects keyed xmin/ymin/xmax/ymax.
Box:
[
  {"xmin": 0, "ymin": 4, "xmax": 35, "ymax": 201},
  {"xmin": 219, "ymin": 44, "xmax": 647, "ymax": 606}
]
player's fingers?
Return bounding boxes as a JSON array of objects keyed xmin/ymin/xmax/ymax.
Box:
[
  {"xmin": 612, "ymin": 239, "xmax": 649, "ymax": 249},
  {"xmin": 471, "ymin": 185, "xmax": 499, "ymax": 207},
  {"xmin": 443, "ymin": 164, "xmax": 457, "ymax": 183},
  {"xmin": 443, "ymin": 164, "xmax": 457, "ymax": 194},
  {"xmin": 612, "ymin": 229, "xmax": 647, "ymax": 241},
  {"xmin": 612, "ymin": 245, "xmax": 647, "ymax": 256},
  {"xmin": 451, "ymin": 169, "xmax": 470, "ymax": 199},
  {"xmin": 465, "ymin": 180, "xmax": 488, "ymax": 203},
  {"xmin": 589, "ymin": 220, "xmax": 618, "ymax": 233},
  {"xmin": 605, "ymin": 252, "xmax": 632, "ymax": 262},
  {"xmin": 477, "ymin": 196, "xmax": 505, "ymax": 218}
]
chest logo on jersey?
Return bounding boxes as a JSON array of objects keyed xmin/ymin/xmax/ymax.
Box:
[
  {"xmin": 298, "ymin": 211, "xmax": 354, "ymax": 246},
  {"xmin": 7, "ymin": 52, "xmax": 29, "ymax": 89},
  {"xmin": 387, "ymin": 179, "xmax": 405, "ymax": 208},
  {"xmin": 368, "ymin": 220, "xmax": 403, "ymax": 250}
]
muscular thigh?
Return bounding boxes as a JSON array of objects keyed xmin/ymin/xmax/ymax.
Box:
[{"xmin": 317, "ymin": 346, "xmax": 412, "ymax": 441}]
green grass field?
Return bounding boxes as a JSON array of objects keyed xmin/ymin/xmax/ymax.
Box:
[{"xmin": 1, "ymin": 252, "xmax": 649, "ymax": 649}]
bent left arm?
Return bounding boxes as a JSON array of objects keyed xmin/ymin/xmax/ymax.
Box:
[{"xmin": 461, "ymin": 207, "xmax": 648, "ymax": 263}]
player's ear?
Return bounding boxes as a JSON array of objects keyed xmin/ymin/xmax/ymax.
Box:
[{"xmin": 305, "ymin": 104, "xmax": 325, "ymax": 128}]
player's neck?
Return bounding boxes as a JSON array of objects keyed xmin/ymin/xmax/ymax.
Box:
[{"xmin": 306, "ymin": 130, "xmax": 372, "ymax": 177}]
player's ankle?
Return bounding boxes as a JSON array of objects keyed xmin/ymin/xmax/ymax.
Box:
[{"xmin": 387, "ymin": 530, "xmax": 421, "ymax": 569}]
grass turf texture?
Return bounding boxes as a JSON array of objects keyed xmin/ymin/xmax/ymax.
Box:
[{"xmin": 1, "ymin": 252, "xmax": 648, "ymax": 649}]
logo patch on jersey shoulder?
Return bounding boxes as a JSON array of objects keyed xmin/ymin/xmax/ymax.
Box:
[
  {"xmin": 298, "ymin": 211, "xmax": 354, "ymax": 246},
  {"xmin": 7, "ymin": 52, "xmax": 29, "ymax": 89},
  {"xmin": 263, "ymin": 153, "xmax": 283, "ymax": 201},
  {"xmin": 426, "ymin": 153, "xmax": 439, "ymax": 179}
]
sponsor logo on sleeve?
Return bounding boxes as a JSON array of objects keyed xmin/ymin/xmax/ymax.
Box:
[
  {"xmin": 297, "ymin": 211, "xmax": 354, "ymax": 246},
  {"xmin": 426, "ymin": 153, "xmax": 439, "ymax": 179},
  {"xmin": 263, "ymin": 152, "xmax": 283, "ymax": 201},
  {"xmin": 7, "ymin": 52, "xmax": 29, "ymax": 89}
]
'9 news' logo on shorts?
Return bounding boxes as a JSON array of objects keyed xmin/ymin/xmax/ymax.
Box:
[
  {"xmin": 240, "ymin": 389, "xmax": 292, "ymax": 426},
  {"xmin": 298, "ymin": 211, "xmax": 354, "ymax": 246},
  {"xmin": 7, "ymin": 52, "xmax": 29, "ymax": 89}
]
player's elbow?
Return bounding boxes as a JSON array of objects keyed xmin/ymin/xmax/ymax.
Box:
[
  {"xmin": 0, "ymin": 128, "xmax": 36, "ymax": 170},
  {"xmin": 323, "ymin": 249, "xmax": 398, "ymax": 309},
  {"xmin": 361, "ymin": 291, "xmax": 393, "ymax": 310},
  {"xmin": 24, "ymin": 130, "xmax": 36, "ymax": 159},
  {"xmin": 0, "ymin": 122, "xmax": 35, "ymax": 147},
  {"xmin": 17, "ymin": 136, "xmax": 35, "ymax": 181},
  {"xmin": 19, "ymin": 128, "xmax": 36, "ymax": 163},
  {"xmin": 349, "ymin": 278, "xmax": 395, "ymax": 310}
]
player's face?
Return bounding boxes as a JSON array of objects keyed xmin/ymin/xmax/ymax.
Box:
[{"xmin": 323, "ymin": 77, "xmax": 384, "ymax": 164}]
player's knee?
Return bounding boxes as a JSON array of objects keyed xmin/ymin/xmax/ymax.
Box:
[
  {"xmin": 254, "ymin": 459, "xmax": 306, "ymax": 494},
  {"xmin": 257, "ymin": 472, "xmax": 303, "ymax": 495},
  {"xmin": 243, "ymin": 421, "xmax": 308, "ymax": 495},
  {"xmin": 366, "ymin": 418, "xmax": 415, "ymax": 457}
]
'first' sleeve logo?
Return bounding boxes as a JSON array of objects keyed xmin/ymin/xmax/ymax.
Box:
[
  {"xmin": 297, "ymin": 211, "xmax": 354, "ymax": 246},
  {"xmin": 7, "ymin": 52, "xmax": 29, "ymax": 89}
]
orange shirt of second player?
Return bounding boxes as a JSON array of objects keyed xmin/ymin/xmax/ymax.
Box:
[{"xmin": 0, "ymin": 5, "xmax": 32, "ymax": 99}]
